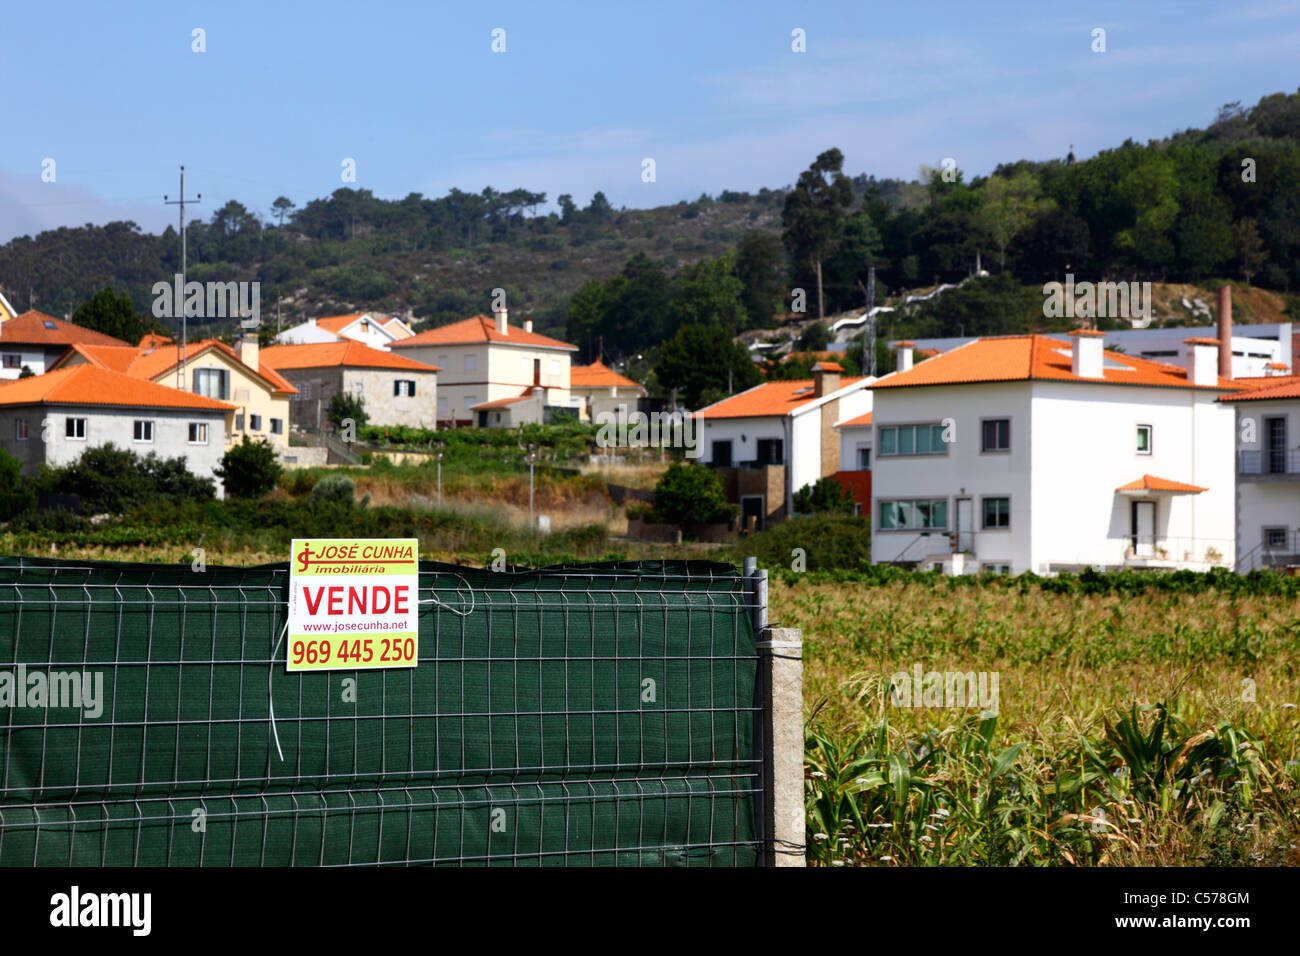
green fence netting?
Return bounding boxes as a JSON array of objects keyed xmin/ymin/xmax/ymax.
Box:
[{"xmin": 0, "ymin": 557, "xmax": 760, "ymax": 866}]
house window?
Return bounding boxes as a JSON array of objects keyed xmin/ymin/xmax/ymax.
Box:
[
  {"xmin": 66, "ymin": 417, "xmax": 87, "ymax": 440},
  {"xmin": 14, "ymin": 419, "xmax": 29, "ymax": 440},
  {"xmin": 856, "ymin": 446, "xmax": 871, "ymax": 470},
  {"xmin": 465, "ymin": 354, "xmax": 477, "ymax": 371},
  {"xmin": 550, "ymin": 358, "xmax": 560, "ymax": 376},
  {"xmin": 1264, "ymin": 527, "xmax": 1288, "ymax": 550},
  {"xmin": 188, "ymin": 423, "xmax": 208, "ymax": 444},
  {"xmin": 193, "ymin": 368, "xmax": 230, "ymax": 400},
  {"xmin": 438, "ymin": 396, "xmax": 449, "ymax": 417},
  {"xmin": 2, "ymin": 354, "xmax": 21, "ymax": 369},
  {"xmin": 982, "ymin": 564, "xmax": 1011, "ymax": 574},
  {"xmin": 981, "ymin": 418, "xmax": 1010, "ymax": 452},
  {"xmin": 133, "ymin": 420, "xmax": 154, "ymax": 443},
  {"xmin": 235, "ymin": 413, "xmax": 245, "ymax": 431},
  {"xmin": 712, "ymin": 440, "xmax": 733, "ymax": 467},
  {"xmin": 982, "ymin": 496, "xmax": 1011, "ymax": 529},
  {"xmin": 270, "ymin": 418, "xmax": 283, "ymax": 435},
  {"xmin": 360, "ymin": 320, "xmax": 370, "ymax": 333},
  {"xmin": 352, "ymin": 381, "xmax": 363, "ymax": 395},
  {"xmin": 394, "ymin": 380, "xmax": 416, "ymax": 397},
  {"xmin": 879, "ymin": 499, "xmax": 948, "ymax": 530},
  {"xmin": 299, "ymin": 382, "xmax": 311, "ymax": 401},
  {"xmin": 878, "ymin": 423, "xmax": 948, "ymax": 456},
  {"xmin": 249, "ymin": 414, "xmax": 262, "ymax": 431},
  {"xmin": 1136, "ymin": 424, "xmax": 1152, "ymax": 455},
  {"xmin": 756, "ymin": 438, "xmax": 784, "ymax": 465}
]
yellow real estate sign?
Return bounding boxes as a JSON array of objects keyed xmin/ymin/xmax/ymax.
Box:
[{"xmin": 286, "ymin": 538, "xmax": 420, "ymax": 671}]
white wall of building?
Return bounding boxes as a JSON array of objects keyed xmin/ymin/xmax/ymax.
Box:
[
  {"xmin": 1232, "ymin": 397, "xmax": 1300, "ymax": 565},
  {"xmin": 839, "ymin": 425, "xmax": 872, "ymax": 471},
  {"xmin": 0, "ymin": 347, "xmax": 51, "ymax": 380}
]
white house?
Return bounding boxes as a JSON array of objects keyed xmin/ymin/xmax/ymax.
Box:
[
  {"xmin": 0, "ymin": 364, "xmax": 233, "ymax": 491},
  {"xmin": 870, "ymin": 333, "xmax": 1238, "ymax": 575},
  {"xmin": 0, "ymin": 311, "xmax": 132, "ymax": 380},
  {"xmin": 1220, "ymin": 376, "xmax": 1300, "ymax": 571},
  {"xmin": 693, "ymin": 362, "xmax": 873, "ymax": 529},
  {"xmin": 569, "ymin": 359, "xmax": 647, "ymax": 422},
  {"xmin": 275, "ymin": 313, "xmax": 414, "ymax": 350},
  {"xmin": 388, "ymin": 308, "xmax": 579, "ymax": 426}
]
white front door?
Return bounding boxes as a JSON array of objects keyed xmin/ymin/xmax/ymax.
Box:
[
  {"xmin": 956, "ymin": 498, "xmax": 973, "ymax": 552},
  {"xmin": 1133, "ymin": 501, "xmax": 1155, "ymax": 557}
]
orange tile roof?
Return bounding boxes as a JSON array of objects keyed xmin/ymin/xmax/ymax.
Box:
[
  {"xmin": 1220, "ymin": 376, "xmax": 1300, "ymax": 402},
  {"xmin": 1267, "ymin": 362, "xmax": 1289, "ymax": 370},
  {"xmin": 570, "ymin": 360, "xmax": 644, "ymax": 391},
  {"xmin": 872, "ymin": 335, "xmax": 1237, "ymax": 391},
  {"xmin": 60, "ymin": 339, "xmax": 298, "ymax": 395},
  {"xmin": 0, "ymin": 365, "xmax": 233, "ymax": 411},
  {"xmin": 261, "ymin": 340, "xmax": 441, "ymax": 373},
  {"xmin": 315, "ymin": 314, "xmax": 369, "ymax": 334},
  {"xmin": 836, "ymin": 411, "xmax": 873, "ymax": 428},
  {"xmin": 694, "ymin": 377, "xmax": 866, "ymax": 420},
  {"xmin": 813, "ymin": 361, "xmax": 845, "ymax": 372},
  {"xmin": 391, "ymin": 315, "xmax": 577, "ymax": 351},
  {"xmin": 1116, "ymin": 474, "xmax": 1208, "ymax": 493},
  {"xmin": 1, "ymin": 311, "xmax": 132, "ymax": 347}
]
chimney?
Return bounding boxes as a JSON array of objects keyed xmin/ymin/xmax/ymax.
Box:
[
  {"xmin": 494, "ymin": 307, "xmax": 508, "ymax": 335},
  {"xmin": 523, "ymin": 316, "xmax": 533, "ymax": 333},
  {"xmin": 812, "ymin": 361, "xmax": 843, "ymax": 398},
  {"xmin": 1068, "ymin": 329, "xmax": 1105, "ymax": 378},
  {"xmin": 1216, "ymin": 286, "xmax": 1232, "ymax": 377},
  {"xmin": 892, "ymin": 341, "xmax": 915, "ymax": 373},
  {"xmin": 1184, "ymin": 338, "xmax": 1220, "ymax": 387},
  {"xmin": 239, "ymin": 335, "xmax": 259, "ymax": 371}
]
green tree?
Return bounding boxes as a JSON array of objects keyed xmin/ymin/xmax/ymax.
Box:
[
  {"xmin": 655, "ymin": 323, "xmax": 761, "ymax": 408},
  {"xmin": 793, "ymin": 477, "xmax": 854, "ymax": 514},
  {"xmin": 974, "ymin": 171, "xmax": 1050, "ymax": 270},
  {"xmin": 328, "ymin": 392, "xmax": 369, "ymax": 432},
  {"xmin": 667, "ymin": 254, "xmax": 747, "ymax": 336},
  {"xmin": 823, "ymin": 212, "xmax": 883, "ymax": 311},
  {"xmin": 1115, "ymin": 155, "xmax": 1180, "ymax": 270},
  {"xmin": 796, "ymin": 321, "xmax": 829, "ymax": 351},
  {"xmin": 71, "ymin": 287, "xmax": 158, "ymax": 344},
  {"xmin": 650, "ymin": 461, "xmax": 730, "ymax": 526},
  {"xmin": 782, "ymin": 148, "xmax": 855, "ymax": 319},
  {"xmin": 733, "ymin": 231, "xmax": 787, "ymax": 328},
  {"xmin": 0, "ymin": 447, "xmax": 36, "ymax": 519},
  {"xmin": 271, "ymin": 196, "xmax": 296, "ymax": 227},
  {"xmin": 216, "ymin": 436, "xmax": 282, "ymax": 498},
  {"xmin": 1235, "ymin": 219, "xmax": 1269, "ymax": 285}
]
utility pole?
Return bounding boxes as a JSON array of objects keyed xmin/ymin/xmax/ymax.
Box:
[
  {"xmin": 863, "ymin": 266, "xmax": 876, "ymax": 377},
  {"xmin": 164, "ymin": 166, "xmax": 200, "ymax": 390}
]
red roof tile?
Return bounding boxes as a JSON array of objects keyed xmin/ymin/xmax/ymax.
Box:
[
  {"xmin": 261, "ymin": 341, "xmax": 441, "ymax": 373},
  {"xmin": 1, "ymin": 311, "xmax": 131, "ymax": 348},
  {"xmin": 0, "ymin": 365, "xmax": 233, "ymax": 411},
  {"xmin": 694, "ymin": 377, "xmax": 866, "ymax": 419},
  {"xmin": 570, "ymin": 360, "xmax": 644, "ymax": 390},
  {"xmin": 872, "ymin": 335, "xmax": 1237, "ymax": 391},
  {"xmin": 391, "ymin": 315, "xmax": 577, "ymax": 351},
  {"xmin": 1116, "ymin": 474, "xmax": 1207, "ymax": 493},
  {"xmin": 836, "ymin": 411, "xmax": 873, "ymax": 428}
]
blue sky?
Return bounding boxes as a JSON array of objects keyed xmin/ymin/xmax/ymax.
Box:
[{"xmin": 2, "ymin": 0, "xmax": 1297, "ymax": 243}]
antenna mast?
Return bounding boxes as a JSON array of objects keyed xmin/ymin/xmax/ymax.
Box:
[{"xmin": 164, "ymin": 166, "xmax": 200, "ymax": 389}]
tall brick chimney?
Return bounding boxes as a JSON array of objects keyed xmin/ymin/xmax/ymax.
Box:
[
  {"xmin": 812, "ymin": 361, "xmax": 843, "ymax": 398},
  {"xmin": 1217, "ymin": 286, "xmax": 1232, "ymax": 377}
]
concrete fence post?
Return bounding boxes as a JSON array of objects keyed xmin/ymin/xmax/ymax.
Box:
[{"xmin": 758, "ymin": 625, "xmax": 805, "ymax": 866}]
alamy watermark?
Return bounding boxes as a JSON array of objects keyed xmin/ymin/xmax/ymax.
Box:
[
  {"xmin": 1042, "ymin": 274, "xmax": 1152, "ymax": 328},
  {"xmin": 594, "ymin": 409, "xmax": 701, "ymax": 457},
  {"xmin": 0, "ymin": 666, "xmax": 104, "ymax": 718},
  {"xmin": 890, "ymin": 663, "xmax": 999, "ymax": 715},
  {"xmin": 152, "ymin": 274, "xmax": 260, "ymax": 328}
]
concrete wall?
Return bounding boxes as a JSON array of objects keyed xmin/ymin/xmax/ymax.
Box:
[
  {"xmin": 1029, "ymin": 381, "xmax": 1235, "ymax": 571},
  {"xmin": 396, "ymin": 341, "xmax": 575, "ymax": 422},
  {"xmin": 278, "ymin": 366, "xmax": 437, "ymax": 429},
  {"xmin": 838, "ymin": 424, "xmax": 872, "ymax": 471},
  {"xmin": 871, "ymin": 382, "xmax": 1035, "ymax": 571},
  {"xmin": 0, "ymin": 403, "xmax": 229, "ymax": 488},
  {"xmin": 1233, "ymin": 397, "xmax": 1300, "ymax": 562}
]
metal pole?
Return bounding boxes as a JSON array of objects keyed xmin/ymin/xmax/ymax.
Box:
[
  {"xmin": 528, "ymin": 457, "xmax": 535, "ymax": 528},
  {"xmin": 164, "ymin": 166, "xmax": 200, "ymax": 390},
  {"xmin": 436, "ymin": 456, "xmax": 442, "ymax": 504}
]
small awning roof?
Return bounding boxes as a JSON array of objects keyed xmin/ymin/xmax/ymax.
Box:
[{"xmin": 1116, "ymin": 474, "xmax": 1208, "ymax": 495}]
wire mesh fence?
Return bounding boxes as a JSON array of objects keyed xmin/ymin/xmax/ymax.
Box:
[{"xmin": 0, "ymin": 557, "xmax": 761, "ymax": 866}]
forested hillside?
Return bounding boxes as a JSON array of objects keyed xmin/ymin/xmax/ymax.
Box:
[{"xmin": 2, "ymin": 88, "xmax": 1298, "ymax": 364}]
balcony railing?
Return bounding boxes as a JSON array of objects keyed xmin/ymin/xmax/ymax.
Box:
[
  {"xmin": 1238, "ymin": 449, "xmax": 1300, "ymax": 476},
  {"xmin": 1123, "ymin": 535, "xmax": 1232, "ymax": 567},
  {"xmin": 1236, "ymin": 530, "xmax": 1300, "ymax": 573}
]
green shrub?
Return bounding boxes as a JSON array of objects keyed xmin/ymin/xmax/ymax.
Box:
[
  {"xmin": 310, "ymin": 474, "xmax": 356, "ymax": 505},
  {"xmin": 32, "ymin": 444, "xmax": 214, "ymax": 515},
  {"xmin": 736, "ymin": 513, "xmax": 870, "ymax": 571},
  {"xmin": 0, "ymin": 448, "xmax": 36, "ymax": 519},
  {"xmin": 650, "ymin": 461, "xmax": 731, "ymax": 527},
  {"xmin": 216, "ymin": 436, "xmax": 282, "ymax": 498},
  {"xmin": 793, "ymin": 477, "xmax": 854, "ymax": 515}
]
